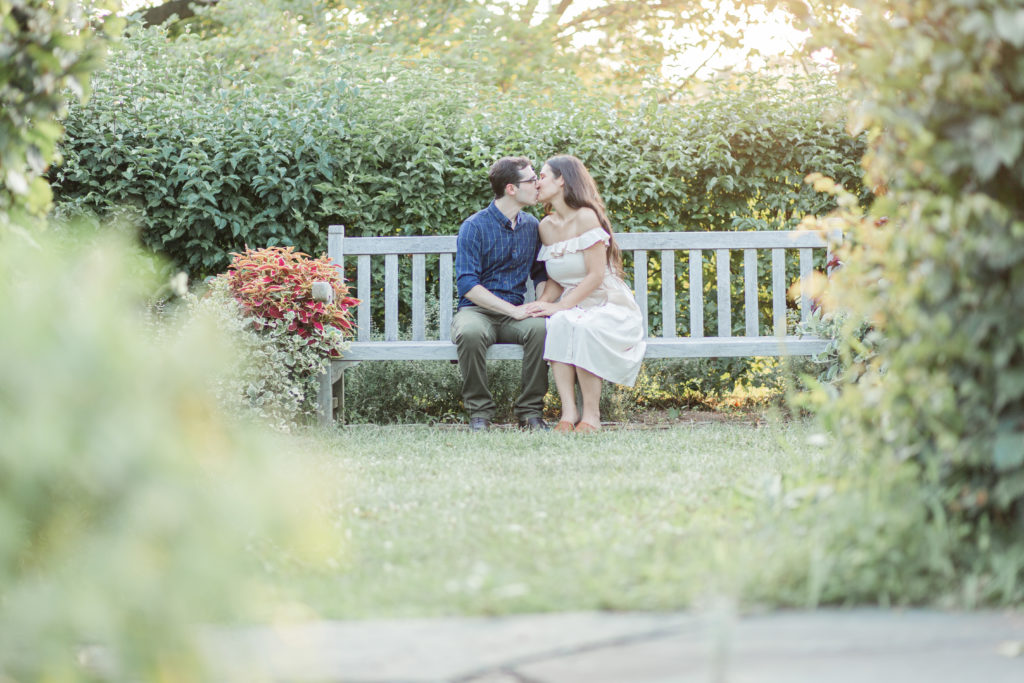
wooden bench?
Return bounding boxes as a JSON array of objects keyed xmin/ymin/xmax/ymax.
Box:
[{"xmin": 316, "ymin": 225, "xmax": 832, "ymax": 424}]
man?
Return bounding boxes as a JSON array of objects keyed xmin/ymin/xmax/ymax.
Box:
[{"xmin": 452, "ymin": 157, "xmax": 549, "ymax": 431}]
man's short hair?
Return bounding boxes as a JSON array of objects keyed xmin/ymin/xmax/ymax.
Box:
[{"xmin": 488, "ymin": 156, "xmax": 532, "ymax": 199}]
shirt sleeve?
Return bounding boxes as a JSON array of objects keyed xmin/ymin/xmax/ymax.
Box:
[
  {"xmin": 455, "ymin": 220, "xmax": 483, "ymax": 299},
  {"xmin": 530, "ymin": 229, "xmax": 548, "ymax": 286}
]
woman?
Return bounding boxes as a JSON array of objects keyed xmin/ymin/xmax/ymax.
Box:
[{"xmin": 525, "ymin": 155, "xmax": 646, "ymax": 433}]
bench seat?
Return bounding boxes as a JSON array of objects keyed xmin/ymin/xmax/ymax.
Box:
[
  {"xmin": 325, "ymin": 337, "xmax": 829, "ymax": 385},
  {"xmin": 337, "ymin": 336, "xmax": 830, "ymax": 363}
]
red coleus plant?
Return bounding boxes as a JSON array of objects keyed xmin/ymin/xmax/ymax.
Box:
[{"xmin": 217, "ymin": 246, "xmax": 358, "ymax": 344}]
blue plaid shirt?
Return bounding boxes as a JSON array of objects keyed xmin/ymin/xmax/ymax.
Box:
[{"xmin": 455, "ymin": 202, "xmax": 547, "ymax": 310}]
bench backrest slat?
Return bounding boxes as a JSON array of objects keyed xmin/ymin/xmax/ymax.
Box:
[
  {"xmin": 716, "ymin": 249, "xmax": 731, "ymax": 337},
  {"xmin": 357, "ymin": 254, "xmax": 371, "ymax": 343},
  {"xmin": 689, "ymin": 250, "xmax": 704, "ymax": 338},
  {"xmin": 439, "ymin": 253, "xmax": 453, "ymax": 341},
  {"xmin": 772, "ymin": 249, "xmax": 787, "ymax": 337},
  {"xmin": 326, "ymin": 225, "xmax": 828, "ymax": 342},
  {"xmin": 744, "ymin": 249, "xmax": 758, "ymax": 336},
  {"xmin": 385, "ymin": 254, "xmax": 399, "ymax": 342},
  {"xmin": 799, "ymin": 247, "xmax": 814, "ymax": 324},
  {"xmin": 661, "ymin": 250, "xmax": 675, "ymax": 338},
  {"xmin": 412, "ymin": 254, "xmax": 426, "ymax": 341},
  {"xmin": 633, "ymin": 250, "xmax": 649, "ymax": 337}
]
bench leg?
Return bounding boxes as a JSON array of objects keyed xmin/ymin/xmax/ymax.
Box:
[
  {"xmin": 317, "ymin": 364, "xmax": 334, "ymax": 427},
  {"xmin": 319, "ymin": 361, "xmax": 357, "ymax": 426}
]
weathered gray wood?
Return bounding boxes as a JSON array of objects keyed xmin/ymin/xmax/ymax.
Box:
[
  {"xmin": 744, "ymin": 249, "xmax": 758, "ymax": 336},
  {"xmin": 689, "ymin": 249, "xmax": 703, "ymax": 338},
  {"xmin": 317, "ymin": 367, "xmax": 333, "ymax": 426},
  {"xmin": 385, "ymin": 254, "xmax": 399, "ymax": 342},
  {"xmin": 644, "ymin": 336, "xmax": 831, "ymax": 358},
  {"xmin": 311, "ymin": 281, "xmax": 334, "ymax": 303},
  {"xmin": 336, "ymin": 235, "xmax": 459, "ymax": 255},
  {"xmin": 412, "ymin": 254, "xmax": 426, "ymax": 341},
  {"xmin": 357, "ymin": 254, "xmax": 371, "ymax": 343},
  {"xmin": 799, "ymin": 247, "xmax": 813, "ymax": 323},
  {"xmin": 327, "ymin": 225, "xmax": 344, "ymax": 269},
  {"xmin": 334, "ymin": 335, "xmax": 831, "ymax": 363},
  {"xmin": 772, "ymin": 248, "xmax": 786, "ymax": 337},
  {"xmin": 318, "ymin": 229, "xmax": 837, "ymax": 423},
  {"xmin": 633, "ymin": 250, "xmax": 648, "ymax": 337},
  {"xmin": 716, "ymin": 249, "xmax": 731, "ymax": 337},
  {"xmin": 338, "ymin": 340, "xmax": 522, "ymax": 361},
  {"xmin": 661, "ymin": 250, "xmax": 675, "ymax": 338},
  {"xmin": 439, "ymin": 253, "xmax": 453, "ymax": 341},
  {"xmin": 616, "ymin": 231, "xmax": 827, "ymax": 250},
  {"xmin": 826, "ymin": 227, "xmax": 843, "ymax": 276},
  {"xmin": 335, "ymin": 230, "xmax": 827, "ymax": 256}
]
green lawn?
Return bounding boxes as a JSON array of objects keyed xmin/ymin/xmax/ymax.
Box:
[{"xmin": 283, "ymin": 418, "xmax": 913, "ymax": 618}]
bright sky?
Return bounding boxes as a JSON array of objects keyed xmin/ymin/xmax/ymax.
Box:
[
  {"xmin": 121, "ymin": 0, "xmax": 814, "ymax": 77},
  {"xmin": 551, "ymin": 0, "xmax": 812, "ymax": 78}
]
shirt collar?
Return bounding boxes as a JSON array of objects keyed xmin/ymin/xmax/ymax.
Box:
[{"xmin": 487, "ymin": 201, "xmax": 518, "ymax": 231}]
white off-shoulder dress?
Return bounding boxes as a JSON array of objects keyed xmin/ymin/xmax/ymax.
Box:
[{"xmin": 538, "ymin": 227, "xmax": 646, "ymax": 387}]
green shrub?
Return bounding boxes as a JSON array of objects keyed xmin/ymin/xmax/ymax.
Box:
[
  {"xmin": 800, "ymin": 1, "xmax": 1024, "ymax": 529},
  {"xmin": 743, "ymin": 451, "xmax": 1024, "ymax": 608},
  {"xmin": 183, "ymin": 283, "xmax": 313, "ymax": 429},
  {"xmin": 628, "ymin": 357, "xmax": 788, "ymax": 409},
  {"xmin": 52, "ymin": 20, "xmax": 866, "ymax": 291},
  {"xmin": 339, "ymin": 355, "xmax": 792, "ymax": 424},
  {"xmin": 342, "ymin": 359, "xmax": 518, "ymax": 424},
  {"xmin": 0, "ymin": 0, "xmax": 123, "ymax": 228},
  {"xmin": 0, "ymin": 227, "xmax": 340, "ymax": 681}
]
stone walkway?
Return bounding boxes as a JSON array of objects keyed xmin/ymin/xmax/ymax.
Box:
[{"xmin": 203, "ymin": 608, "xmax": 1024, "ymax": 682}]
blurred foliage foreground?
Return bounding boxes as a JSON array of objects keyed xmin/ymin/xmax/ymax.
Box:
[{"xmin": 0, "ymin": 228, "xmax": 343, "ymax": 682}]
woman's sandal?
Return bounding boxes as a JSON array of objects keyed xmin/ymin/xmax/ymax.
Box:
[
  {"xmin": 573, "ymin": 421, "xmax": 601, "ymax": 434},
  {"xmin": 553, "ymin": 420, "xmax": 576, "ymax": 433}
]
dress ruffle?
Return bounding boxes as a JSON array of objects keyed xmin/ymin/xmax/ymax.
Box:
[{"xmin": 537, "ymin": 227, "xmax": 609, "ymax": 262}]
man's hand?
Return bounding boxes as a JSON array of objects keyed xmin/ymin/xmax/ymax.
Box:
[
  {"xmin": 508, "ymin": 304, "xmax": 533, "ymax": 320},
  {"xmin": 464, "ymin": 285, "xmax": 533, "ymax": 319},
  {"xmin": 525, "ymin": 301, "xmax": 564, "ymax": 318}
]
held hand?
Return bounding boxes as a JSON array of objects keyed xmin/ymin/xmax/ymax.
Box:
[
  {"xmin": 521, "ymin": 302, "xmax": 545, "ymax": 317},
  {"xmin": 527, "ymin": 301, "xmax": 563, "ymax": 318},
  {"xmin": 508, "ymin": 304, "xmax": 532, "ymax": 320}
]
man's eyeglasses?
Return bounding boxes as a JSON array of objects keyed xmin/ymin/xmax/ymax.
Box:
[{"xmin": 515, "ymin": 176, "xmax": 539, "ymax": 186}]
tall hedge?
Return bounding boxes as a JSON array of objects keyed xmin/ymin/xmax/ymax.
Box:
[
  {"xmin": 804, "ymin": 0, "xmax": 1024, "ymax": 536},
  {"xmin": 52, "ymin": 23, "xmax": 866, "ymax": 279}
]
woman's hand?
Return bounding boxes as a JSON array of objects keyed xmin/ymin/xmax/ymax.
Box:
[{"xmin": 526, "ymin": 301, "xmax": 564, "ymax": 317}]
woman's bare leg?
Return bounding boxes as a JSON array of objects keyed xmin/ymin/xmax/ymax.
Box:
[
  {"xmin": 550, "ymin": 361, "xmax": 579, "ymax": 424},
  {"xmin": 576, "ymin": 367, "xmax": 603, "ymax": 427}
]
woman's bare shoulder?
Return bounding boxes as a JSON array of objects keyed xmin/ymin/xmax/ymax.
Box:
[
  {"xmin": 538, "ymin": 215, "xmax": 559, "ymax": 244},
  {"xmin": 572, "ymin": 207, "xmax": 602, "ymax": 236}
]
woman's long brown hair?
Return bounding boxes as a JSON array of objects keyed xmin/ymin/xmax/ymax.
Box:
[{"xmin": 545, "ymin": 155, "xmax": 624, "ymax": 277}]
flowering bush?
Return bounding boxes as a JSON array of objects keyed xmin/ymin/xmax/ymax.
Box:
[
  {"xmin": 210, "ymin": 246, "xmax": 358, "ymax": 424},
  {"xmin": 218, "ymin": 246, "xmax": 357, "ymax": 343}
]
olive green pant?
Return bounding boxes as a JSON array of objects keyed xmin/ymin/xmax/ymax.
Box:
[{"xmin": 451, "ymin": 306, "xmax": 548, "ymax": 421}]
